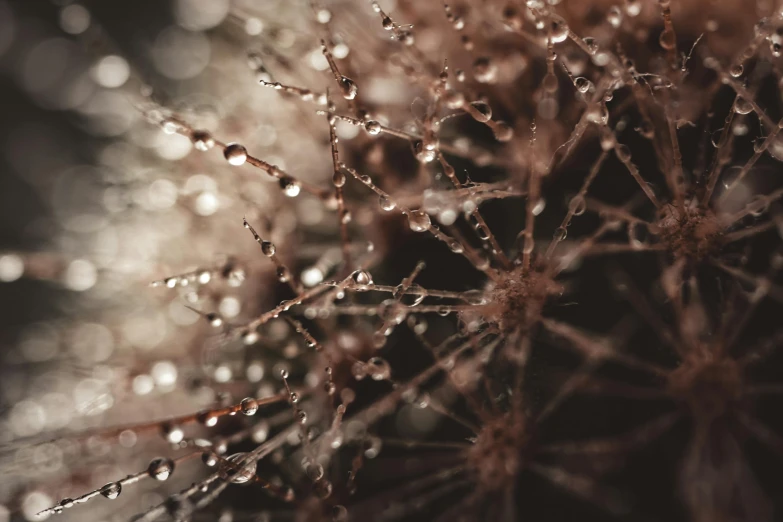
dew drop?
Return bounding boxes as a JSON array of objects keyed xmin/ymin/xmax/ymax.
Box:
[
  {"xmin": 469, "ymin": 101, "xmax": 492, "ymax": 123},
  {"xmin": 333, "ymin": 170, "xmax": 346, "ymax": 187},
  {"xmin": 379, "ymin": 195, "xmax": 396, "ymax": 211},
  {"xmin": 473, "ymin": 57, "xmax": 497, "ymax": 83},
  {"xmin": 574, "ymin": 77, "xmax": 592, "ymax": 94},
  {"xmin": 280, "ymin": 178, "xmax": 302, "ymax": 198},
  {"xmin": 148, "ymin": 457, "xmax": 175, "ymax": 481},
  {"xmin": 625, "ymin": 0, "xmax": 641, "ymax": 16},
  {"xmin": 224, "ymin": 143, "xmax": 248, "ymax": 166},
  {"xmin": 407, "ymin": 210, "xmax": 431, "ymax": 232},
  {"xmin": 553, "ymin": 226, "xmax": 568, "ymax": 241},
  {"xmin": 730, "ymin": 64, "xmax": 744, "ymax": 78},
  {"xmin": 548, "ymin": 15, "xmax": 569, "ymax": 43},
  {"xmin": 493, "ymin": 121, "xmax": 514, "ymax": 142},
  {"xmin": 569, "ymin": 195, "xmax": 587, "ymax": 215},
  {"xmin": 202, "ymin": 451, "xmax": 219, "ymax": 467},
  {"xmin": 332, "ymin": 505, "xmax": 349, "ymax": 522},
  {"xmin": 314, "ymin": 479, "xmax": 333, "ymax": 499},
  {"xmin": 615, "ymin": 143, "xmax": 632, "ymax": 162},
  {"xmin": 260, "ymin": 241, "xmax": 276, "ymax": 257},
  {"xmin": 191, "ymin": 130, "xmax": 214, "ymax": 152},
  {"xmin": 364, "ymin": 120, "xmax": 382, "ymax": 135},
  {"xmin": 100, "ymin": 482, "xmax": 121, "ymax": 500},
  {"xmin": 339, "ymin": 76, "xmax": 358, "ymax": 100},
  {"xmin": 607, "ymin": 6, "xmax": 623, "ymax": 28},
  {"xmin": 219, "ymin": 453, "xmax": 257, "ymax": 484},
  {"xmin": 734, "ymin": 97, "xmax": 753, "ymax": 115},
  {"xmin": 240, "ymin": 397, "xmax": 258, "ymax": 416},
  {"xmin": 353, "ymin": 270, "xmax": 372, "ymax": 285},
  {"xmin": 658, "ymin": 29, "xmax": 676, "ymax": 50},
  {"xmin": 599, "ymin": 126, "xmax": 616, "ymax": 151},
  {"xmin": 585, "ymin": 103, "xmax": 608, "ymax": 125}
]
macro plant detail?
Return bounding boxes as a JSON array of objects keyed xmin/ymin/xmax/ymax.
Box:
[{"xmin": 1, "ymin": 1, "xmax": 783, "ymax": 522}]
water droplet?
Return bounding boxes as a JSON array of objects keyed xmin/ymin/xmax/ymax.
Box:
[
  {"xmin": 473, "ymin": 57, "xmax": 497, "ymax": 83},
  {"xmin": 367, "ymin": 357, "xmax": 391, "ymax": 381},
  {"xmin": 100, "ymin": 482, "xmax": 121, "ymax": 500},
  {"xmin": 333, "ymin": 170, "xmax": 346, "ymax": 187},
  {"xmin": 585, "ymin": 103, "xmax": 608, "ymax": 125},
  {"xmin": 734, "ymin": 97, "xmax": 753, "ymax": 115},
  {"xmin": 658, "ymin": 29, "xmax": 676, "ymax": 50},
  {"xmin": 305, "ymin": 461, "xmax": 324, "ymax": 481},
  {"xmin": 549, "ymin": 15, "xmax": 569, "ymax": 43},
  {"xmin": 553, "ymin": 226, "xmax": 568, "ymax": 241},
  {"xmin": 574, "ymin": 77, "xmax": 593, "ymax": 94},
  {"xmin": 191, "ymin": 130, "xmax": 214, "ymax": 151},
  {"xmin": 532, "ymin": 198, "xmax": 546, "ymax": 215},
  {"xmin": 583, "ymin": 37, "xmax": 598, "ymax": 54},
  {"xmin": 240, "ymin": 397, "xmax": 258, "ymax": 416},
  {"xmin": 379, "ymin": 195, "xmax": 395, "ymax": 211},
  {"xmin": 493, "ymin": 121, "xmax": 514, "ymax": 142},
  {"xmin": 260, "ymin": 241, "xmax": 276, "ymax": 257},
  {"xmin": 148, "ymin": 457, "xmax": 175, "ymax": 481},
  {"xmin": 314, "ymin": 479, "xmax": 333, "ymax": 499},
  {"xmin": 469, "ymin": 101, "xmax": 493, "ymax": 122},
  {"xmin": 332, "ymin": 505, "xmax": 349, "ymax": 522},
  {"xmin": 407, "ymin": 210, "xmax": 431, "ymax": 232},
  {"xmin": 364, "ymin": 120, "xmax": 382, "ymax": 135},
  {"xmin": 569, "ymin": 195, "xmax": 587, "ymax": 215},
  {"xmin": 339, "ymin": 76, "xmax": 358, "ymax": 100},
  {"xmin": 202, "ymin": 450, "xmax": 219, "ymax": 467},
  {"xmin": 197, "ymin": 410, "xmax": 219, "ymax": 427},
  {"xmin": 280, "ymin": 178, "xmax": 302, "ymax": 198},
  {"xmin": 224, "ymin": 143, "xmax": 248, "ymax": 166},
  {"xmin": 364, "ymin": 436, "xmax": 383, "ymax": 458},
  {"xmin": 379, "ymin": 299, "xmax": 407, "ymax": 324},
  {"xmin": 353, "ymin": 270, "xmax": 372, "ymax": 285},
  {"xmin": 607, "ymin": 6, "xmax": 623, "ymax": 28},
  {"xmin": 162, "ymin": 423, "xmax": 184, "ymax": 444},
  {"xmin": 219, "ymin": 453, "xmax": 257, "ymax": 484},
  {"xmin": 382, "ymin": 15, "xmax": 393, "ymax": 30},
  {"xmin": 599, "ymin": 126, "xmax": 616, "ymax": 151},
  {"xmin": 730, "ymin": 64, "xmax": 744, "ymax": 78},
  {"xmin": 542, "ymin": 72, "xmax": 559, "ymax": 93},
  {"xmin": 625, "ymin": 0, "xmax": 641, "ymax": 16},
  {"xmin": 206, "ymin": 312, "xmax": 223, "ymax": 328},
  {"xmin": 615, "ymin": 143, "xmax": 632, "ymax": 162}
]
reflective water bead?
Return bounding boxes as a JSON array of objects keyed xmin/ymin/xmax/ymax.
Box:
[
  {"xmin": 314, "ymin": 479, "xmax": 333, "ymax": 499},
  {"xmin": 734, "ymin": 97, "xmax": 753, "ymax": 115},
  {"xmin": 353, "ymin": 270, "xmax": 372, "ymax": 285},
  {"xmin": 148, "ymin": 457, "xmax": 175, "ymax": 481},
  {"xmin": 574, "ymin": 77, "xmax": 592, "ymax": 93},
  {"xmin": 339, "ymin": 76, "xmax": 358, "ymax": 100},
  {"xmin": 219, "ymin": 453, "xmax": 257, "ymax": 484},
  {"xmin": 201, "ymin": 450, "xmax": 219, "ymax": 467},
  {"xmin": 607, "ymin": 6, "xmax": 623, "ymax": 27},
  {"xmin": 407, "ymin": 210, "xmax": 431, "ymax": 232},
  {"xmin": 240, "ymin": 397, "xmax": 258, "ymax": 416},
  {"xmin": 364, "ymin": 120, "xmax": 382, "ymax": 135},
  {"xmin": 191, "ymin": 130, "xmax": 214, "ymax": 151},
  {"xmin": 367, "ymin": 357, "xmax": 391, "ymax": 381},
  {"xmin": 100, "ymin": 482, "xmax": 122, "ymax": 500},
  {"xmin": 379, "ymin": 195, "xmax": 396, "ymax": 211},
  {"xmin": 333, "ymin": 170, "xmax": 346, "ymax": 187},
  {"xmin": 280, "ymin": 178, "xmax": 301, "ymax": 197},
  {"xmin": 548, "ymin": 15, "xmax": 569, "ymax": 43},
  {"xmin": 473, "ymin": 57, "xmax": 497, "ymax": 83},
  {"xmin": 224, "ymin": 143, "xmax": 247, "ymax": 166}
]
